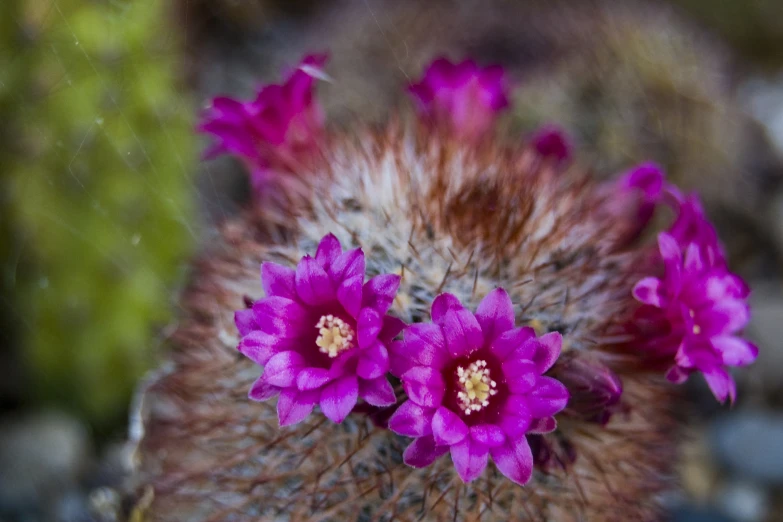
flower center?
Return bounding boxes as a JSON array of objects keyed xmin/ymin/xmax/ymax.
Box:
[
  {"xmin": 456, "ymin": 360, "xmax": 498, "ymax": 415},
  {"xmin": 315, "ymin": 315, "xmax": 355, "ymax": 358},
  {"xmin": 688, "ymin": 309, "xmax": 701, "ymax": 334}
]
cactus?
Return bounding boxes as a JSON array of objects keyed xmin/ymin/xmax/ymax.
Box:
[
  {"xmin": 129, "ymin": 51, "xmax": 757, "ymax": 520},
  {"xmin": 3, "ymin": 0, "xmax": 195, "ymax": 428}
]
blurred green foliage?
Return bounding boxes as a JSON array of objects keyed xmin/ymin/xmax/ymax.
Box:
[{"xmin": 1, "ymin": 0, "xmax": 196, "ymax": 430}]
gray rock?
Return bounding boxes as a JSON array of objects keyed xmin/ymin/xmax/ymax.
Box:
[
  {"xmin": 715, "ymin": 480, "xmax": 768, "ymax": 522},
  {"xmin": 0, "ymin": 411, "xmax": 92, "ymax": 515},
  {"xmin": 710, "ymin": 410, "xmax": 783, "ymax": 484}
]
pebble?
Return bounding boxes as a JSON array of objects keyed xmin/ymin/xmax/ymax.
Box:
[
  {"xmin": 710, "ymin": 409, "xmax": 783, "ymax": 484},
  {"xmin": 0, "ymin": 411, "xmax": 92, "ymax": 517}
]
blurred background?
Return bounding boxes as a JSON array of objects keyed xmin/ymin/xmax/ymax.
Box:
[{"xmin": 1, "ymin": 1, "xmax": 783, "ymax": 520}]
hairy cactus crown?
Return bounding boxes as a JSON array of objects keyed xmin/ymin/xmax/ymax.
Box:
[{"xmin": 136, "ymin": 53, "xmax": 757, "ymax": 521}]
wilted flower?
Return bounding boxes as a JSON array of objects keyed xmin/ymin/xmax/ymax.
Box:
[
  {"xmin": 235, "ymin": 233, "xmax": 403, "ymax": 425},
  {"xmin": 388, "ymin": 289, "xmax": 568, "ymax": 485},
  {"xmin": 408, "ymin": 57, "xmax": 508, "ymax": 141}
]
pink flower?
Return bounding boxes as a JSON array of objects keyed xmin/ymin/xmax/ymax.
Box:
[
  {"xmin": 199, "ymin": 54, "xmax": 328, "ymax": 191},
  {"xmin": 663, "ymin": 187, "xmax": 725, "ymax": 265},
  {"xmin": 632, "ymin": 233, "xmax": 756, "ymax": 403},
  {"xmin": 235, "ymin": 234, "xmax": 404, "ymax": 426},
  {"xmin": 408, "ymin": 57, "xmax": 509, "ymax": 141},
  {"xmin": 530, "ymin": 125, "xmax": 572, "ymax": 164},
  {"xmin": 387, "ymin": 289, "xmax": 568, "ymax": 485}
]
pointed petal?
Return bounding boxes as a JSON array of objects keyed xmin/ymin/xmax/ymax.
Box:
[
  {"xmin": 378, "ymin": 315, "xmax": 406, "ymax": 343},
  {"xmin": 684, "ymin": 243, "xmax": 705, "ymax": 275},
  {"xmin": 502, "ymin": 359, "xmax": 537, "ymax": 394},
  {"xmin": 490, "ymin": 437, "xmax": 534, "ymax": 486},
  {"xmin": 450, "ymin": 439, "xmax": 490, "ymax": 483},
  {"xmin": 234, "ymin": 308, "xmax": 259, "ymax": 336},
  {"xmin": 475, "ymin": 288, "xmax": 515, "ymax": 342},
  {"xmin": 401, "ymin": 366, "xmax": 446, "ymax": 408},
  {"xmin": 295, "ymin": 256, "xmax": 336, "ymax": 306},
  {"xmin": 261, "ymin": 262, "xmax": 297, "ymax": 300},
  {"xmin": 264, "ymin": 351, "xmax": 307, "ymax": 387},
  {"xmin": 713, "ymin": 336, "xmax": 758, "ymax": 367},
  {"xmin": 498, "ymin": 401, "xmax": 532, "ymax": 438},
  {"xmin": 329, "ymin": 248, "xmax": 365, "ymax": 282},
  {"xmin": 315, "ymin": 234, "xmax": 342, "ymax": 272},
  {"xmin": 665, "ymin": 365, "xmax": 690, "ymax": 384},
  {"xmin": 254, "ymin": 297, "xmax": 310, "ymax": 338},
  {"xmin": 388, "ymin": 400, "xmax": 435, "ymax": 437},
  {"xmin": 702, "ymin": 367, "xmax": 736, "ymax": 404},
  {"xmin": 403, "ymin": 435, "xmax": 449, "ymax": 468},
  {"xmin": 362, "ymin": 274, "xmax": 401, "ymax": 314},
  {"xmin": 470, "ymin": 425, "xmax": 505, "ymax": 448},
  {"xmin": 296, "ymin": 367, "xmax": 332, "ymax": 391},
  {"xmin": 277, "ymin": 388, "xmax": 319, "ymax": 426},
  {"xmin": 632, "ymin": 277, "xmax": 665, "ymax": 308},
  {"xmin": 490, "ymin": 326, "xmax": 536, "ymax": 361},
  {"xmin": 512, "ymin": 332, "xmax": 562, "ymax": 374},
  {"xmin": 527, "ymin": 377, "xmax": 569, "ymax": 417},
  {"xmin": 320, "ymin": 375, "xmax": 359, "ymax": 423},
  {"xmin": 238, "ymin": 330, "xmax": 294, "ymax": 366},
  {"xmin": 337, "ymin": 275, "xmax": 363, "ymax": 319},
  {"xmin": 358, "ymin": 376, "xmax": 396, "ymax": 406},
  {"xmin": 442, "ymin": 308, "xmax": 484, "ymax": 359},
  {"xmin": 357, "ymin": 308, "xmax": 383, "ymax": 348},
  {"xmin": 431, "ymin": 293, "xmax": 463, "ymax": 324},
  {"xmin": 432, "ymin": 406, "xmax": 469, "ymax": 446},
  {"xmin": 389, "ymin": 323, "xmax": 450, "ymax": 377},
  {"xmin": 248, "ymin": 373, "xmax": 279, "ymax": 401},
  {"xmin": 658, "ymin": 233, "xmax": 682, "ymax": 287},
  {"xmin": 357, "ymin": 341, "xmax": 389, "ymax": 380}
]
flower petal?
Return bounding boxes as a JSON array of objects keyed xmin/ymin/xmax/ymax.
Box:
[
  {"xmin": 388, "ymin": 400, "xmax": 435, "ymax": 437},
  {"xmin": 337, "ymin": 275, "xmax": 363, "ymax": 319},
  {"xmin": 470, "ymin": 425, "xmax": 505, "ymax": 448},
  {"xmin": 248, "ymin": 373, "xmax": 279, "ymax": 401},
  {"xmin": 476, "ymin": 288, "xmax": 515, "ymax": 342},
  {"xmin": 498, "ymin": 401, "xmax": 532, "ymax": 438},
  {"xmin": 442, "ymin": 308, "xmax": 484, "ymax": 359},
  {"xmin": 490, "ymin": 326, "xmax": 536, "ymax": 361},
  {"xmin": 502, "ymin": 359, "xmax": 537, "ymax": 394},
  {"xmin": 329, "ymin": 247, "xmax": 365, "ymax": 282},
  {"xmin": 432, "ymin": 406, "xmax": 469, "ymax": 446},
  {"xmin": 296, "ymin": 367, "xmax": 332, "ymax": 391},
  {"xmin": 512, "ymin": 332, "xmax": 562, "ymax": 374},
  {"xmin": 658, "ymin": 233, "xmax": 682, "ymax": 288},
  {"xmin": 357, "ymin": 341, "xmax": 389, "ymax": 380},
  {"xmin": 527, "ymin": 376, "xmax": 569, "ymax": 417},
  {"xmin": 261, "ymin": 262, "xmax": 297, "ymax": 300},
  {"xmin": 235, "ymin": 308, "xmax": 259, "ymax": 336},
  {"xmin": 702, "ymin": 366, "xmax": 736, "ymax": 404},
  {"xmin": 389, "ymin": 323, "xmax": 450, "ymax": 377},
  {"xmin": 401, "ymin": 366, "xmax": 446, "ymax": 408},
  {"xmin": 358, "ymin": 376, "xmax": 396, "ymax": 407},
  {"xmin": 254, "ymin": 297, "xmax": 310, "ymax": 338},
  {"xmin": 713, "ymin": 336, "xmax": 758, "ymax": 367},
  {"xmin": 277, "ymin": 388, "xmax": 319, "ymax": 427},
  {"xmin": 378, "ymin": 315, "xmax": 406, "ymax": 343},
  {"xmin": 490, "ymin": 437, "xmax": 534, "ymax": 486},
  {"xmin": 362, "ymin": 274, "xmax": 401, "ymax": 314},
  {"xmin": 632, "ymin": 277, "xmax": 665, "ymax": 308},
  {"xmin": 238, "ymin": 330, "xmax": 294, "ymax": 366},
  {"xmin": 450, "ymin": 439, "xmax": 490, "ymax": 483},
  {"xmin": 403, "ymin": 435, "xmax": 449, "ymax": 468},
  {"xmin": 357, "ymin": 308, "xmax": 383, "ymax": 348},
  {"xmin": 684, "ymin": 243, "xmax": 705, "ymax": 275},
  {"xmin": 702, "ymin": 301, "xmax": 750, "ymax": 336},
  {"xmin": 431, "ymin": 293, "xmax": 463, "ymax": 324},
  {"xmin": 665, "ymin": 365, "xmax": 690, "ymax": 384},
  {"xmin": 315, "ymin": 233, "xmax": 342, "ymax": 272},
  {"xmin": 295, "ymin": 255, "xmax": 336, "ymax": 306},
  {"xmin": 320, "ymin": 375, "xmax": 359, "ymax": 423},
  {"xmin": 264, "ymin": 351, "xmax": 307, "ymax": 387}
]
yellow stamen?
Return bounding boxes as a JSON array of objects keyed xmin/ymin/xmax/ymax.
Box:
[
  {"xmin": 456, "ymin": 360, "xmax": 498, "ymax": 415},
  {"xmin": 315, "ymin": 315, "xmax": 355, "ymax": 358}
]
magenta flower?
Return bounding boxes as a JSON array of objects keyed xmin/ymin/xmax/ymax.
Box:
[
  {"xmin": 199, "ymin": 54, "xmax": 328, "ymax": 191},
  {"xmin": 530, "ymin": 125, "xmax": 572, "ymax": 164},
  {"xmin": 235, "ymin": 233, "xmax": 404, "ymax": 426},
  {"xmin": 632, "ymin": 233, "xmax": 756, "ymax": 403},
  {"xmin": 663, "ymin": 187, "xmax": 725, "ymax": 264},
  {"xmin": 387, "ymin": 289, "xmax": 569, "ymax": 485},
  {"xmin": 408, "ymin": 57, "xmax": 509, "ymax": 141}
]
